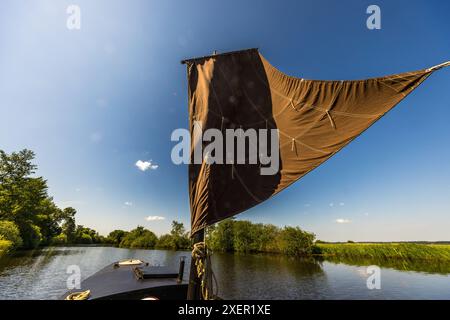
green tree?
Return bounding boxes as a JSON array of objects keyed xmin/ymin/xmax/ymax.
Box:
[
  {"xmin": 107, "ymin": 229, "xmax": 128, "ymax": 246},
  {"xmin": 170, "ymin": 221, "xmax": 190, "ymax": 249},
  {"xmin": 120, "ymin": 226, "xmax": 157, "ymax": 249},
  {"xmin": 36, "ymin": 199, "xmax": 64, "ymax": 245},
  {"xmin": 156, "ymin": 234, "xmax": 176, "ymax": 249},
  {"xmin": 51, "ymin": 233, "xmax": 68, "ymax": 245},
  {"xmin": 74, "ymin": 225, "xmax": 102, "ymax": 244},
  {"xmin": 0, "ymin": 149, "xmax": 108, "ymax": 251},
  {"xmin": 209, "ymin": 219, "xmax": 235, "ymax": 252},
  {"xmin": 18, "ymin": 223, "xmax": 43, "ymax": 248},
  {"xmin": 208, "ymin": 219, "xmax": 315, "ymax": 256},
  {"xmin": 79, "ymin": 233, "xmax": 93, "ymax": 244},
  {"xmin": 130, "ymin": 232, "xmax": 157, "ymax": 248},
  {"xmin": 233, "ymin": 220, "xmax": 255, "ymax": 253},
  {"xmin": 6, "ymin": 176, "xmax": 48, "ymax": 248},
  {"xmin": 258, "ymin": 224, "xmax": 281, "ymax": 253},
  {"xmin": 61, "ymin": 207, "xmax": 77, "ymax": 243},
  {"xmin": 156, "ymin": 221, "xmax": 190, "ymax": 250},
  {"xmin": 0, "ymin": 149, "xmax": 38, "ymax": 221},
  {"xmin": 0, "ymin": 149, "xmax": 62, "ymax": 248},
  {"xmin": 280, "ymin": 226, "xmax": 316, "ymax": 256}
]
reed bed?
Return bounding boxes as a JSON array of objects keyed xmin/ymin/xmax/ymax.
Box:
[{"xmin": 314, "ymin": 243, "xmax": 450, "ymax": 262}]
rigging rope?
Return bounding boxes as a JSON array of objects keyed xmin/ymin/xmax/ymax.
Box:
[
  {"xmin": 426, "ymin": 61, "xmax": 450, "ymax": 72},
  {"xmin": 65, "ymin": 290, "xmax": 90, "ymax": 300},
  {"xmin": 325, "ymin": 110, "xmax": 336, "ymax": 129},
  {"xmin": 192, "ymin": 241, "xmax": 218, "ymax": 300}
]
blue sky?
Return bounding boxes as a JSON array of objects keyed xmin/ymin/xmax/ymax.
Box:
[{"xmin": 0, "ymin": 0, "xmax": 449, "ymax": 241}]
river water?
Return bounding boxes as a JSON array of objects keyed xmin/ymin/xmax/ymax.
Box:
[{"xmin": 0, "ymin": 246, "xmax": 448, "ymax": 299}]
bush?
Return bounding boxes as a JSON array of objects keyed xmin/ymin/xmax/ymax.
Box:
[
  {"xmin": 280, "ymin": 226, "xmax": 315, "ymax": 256},
  {"xmin": 233, "ymin": 221, "xmax": 255, "ymax": 253},
  {"xmin": 209, "ymin": 220, "xmax": 315, "ymax": 256},
  {"xmin": 156, "ymin": 234, "xmax": 176, "ymax": 250},
  {"xmin": 0, "ymin": 220, "xmax": 23, "ymax": 249},
  {"xmin": 78, "ymin": 234, "xmax": 93, "ymax": 244},
  {"xmin": 129, "ymin": 232, "xmax": 157, "ymax": 248},
  {"xmin": 208, "ymin": 219, "xmax": 235, "ymax": 252},
  {"xmin": 0, "ymin": 238, "xmax": 13, "ymax": 256},
  {"xmin": 106, "ymin": 230, "xmax": 128, "ymax": 246},
  {"xmin": 174, "ymin": 235, "xmax": 190, "ymax": 250},
  {"xmin": 51, "ymin": 234, "xmax": 68, "ymax": 245},
  {"xmin": 120, "ymin": 226, "xmax": 157, "ymax": 249},
  {"xmin": 311, "ymin": 245, "xmax": 323, "ymax": 255}
]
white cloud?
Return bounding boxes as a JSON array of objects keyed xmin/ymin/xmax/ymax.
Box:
[
  {"xmin": 124, "ymin": 201, "xmax": 132, "ymax": 206},
  {"xmin": 135, "ymin": 160, "xmax": 158, "ymax": 171},
  {"xmin": 136, "ymin": 160, "xmax": 151, "ymax": 171},
  {"xmin": 364, "ymin": 212, "xmax": 369, "ymax": 216},
  {"xmin": 336, "ymin": 218, "xmax": 351, "ymax": 224},
  {"xmin": 145, "ymin": 216, "xmax": 165, "ymax": 221},
  {"xmin": 339, "ymin": 202, "xmax": 345, "ymax": 206},
  {"xmin": 329, "ymin": 202, "xmax": 334, "ymax": 207}
]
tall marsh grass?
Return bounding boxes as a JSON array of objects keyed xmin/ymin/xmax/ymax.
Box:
[{"xmin": 314, "ymin": 243, "xmax": 450, "ymax": 262}]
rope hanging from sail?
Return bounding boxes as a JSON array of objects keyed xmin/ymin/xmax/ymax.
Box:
[{"xmin": 192, "ymin": 241, "xmax": 218, "ymax": 300}]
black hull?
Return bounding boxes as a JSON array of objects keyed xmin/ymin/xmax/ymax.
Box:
[{"xmin": 61, "ymin": 262, "xmax": 188, "ymax": 300}]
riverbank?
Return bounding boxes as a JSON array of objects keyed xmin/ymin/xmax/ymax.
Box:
[
  {"xmin": 3, "ymin": 239, "xmax": 450, "ymax": 265},
  {"xmin": 314, "ymin": 243, "xmax": 450, "ymax": 262}
]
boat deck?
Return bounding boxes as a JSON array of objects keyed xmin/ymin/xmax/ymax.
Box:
[{"xmin": 61, "ymin": 262, "xmax": 188, "ymax": 300}]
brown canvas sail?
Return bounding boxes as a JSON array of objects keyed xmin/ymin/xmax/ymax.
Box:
[{"xmin": 183, "ymin": 48, "xmax": 448, "ymax": 235}]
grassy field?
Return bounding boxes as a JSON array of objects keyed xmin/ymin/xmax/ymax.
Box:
[
  {"xmin": 314, "ymin": 243, "xmax": 450, "ymax": 262},
  {"xmin": 0, "ymin": 239, "xmax": 13, "ymax": 258}
]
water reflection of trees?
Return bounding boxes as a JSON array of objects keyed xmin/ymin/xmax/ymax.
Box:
[
  {"xmin": 0, "ymin": 247, "xmax": 82, "ymax": 273},
  {"xmin": 211, "ymin": 252, "xmax": 326, "ymax": 299},
  {"xmin": 317, "ymin": 255, "xmax": 450, "ymax": 275},
  {"xmin": 213, "ymin": 252, "xmax": 324, "ymax": 277},
  {"xmin": 280, "ymin": 255, "xmax": 325, "ymax": 278}
]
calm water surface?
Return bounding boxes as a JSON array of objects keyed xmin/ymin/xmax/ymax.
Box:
[{"xmin": 0, "ymin": 246, "xmax": 448, "ymax": 299}]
